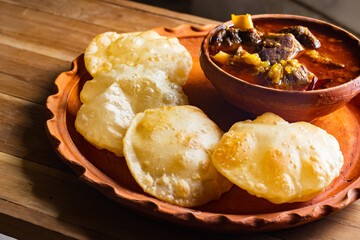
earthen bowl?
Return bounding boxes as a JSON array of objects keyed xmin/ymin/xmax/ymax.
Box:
[{"xmin": 200, "ymin": 14, "xmax": 360, "ymax": 122}]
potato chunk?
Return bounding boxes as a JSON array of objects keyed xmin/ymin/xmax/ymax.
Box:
[{"xmin": 231, "ymin": 14, "xmax": 254, "ymax": 30}]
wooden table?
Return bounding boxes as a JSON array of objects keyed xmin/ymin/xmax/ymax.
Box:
[{"xmin": 1, "ymin": 0, "xmax": 359, "ymax": 239}]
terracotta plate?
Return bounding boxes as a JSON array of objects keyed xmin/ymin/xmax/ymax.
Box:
[{"xmin": 46, "ymin": 24, "xmax": 360, "ymax": 232}]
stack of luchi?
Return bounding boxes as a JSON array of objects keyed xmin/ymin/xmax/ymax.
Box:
[
  {"xmin": 76, "ymin": 31, "xmax": 192, "ymax": 156},
  {"xmin": 75, "ymin": 30, "xmax": 232, "ymax": 207},
  {"xmin": 76, "ymin": 27, "xmax": 344, "ymax": 207}
]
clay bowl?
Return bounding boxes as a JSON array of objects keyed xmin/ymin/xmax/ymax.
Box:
[{"xmin": 200, "ymin": 14, "xmax": 360, "ymax": 122}]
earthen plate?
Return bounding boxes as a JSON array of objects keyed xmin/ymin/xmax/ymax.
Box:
[{"xmin": 46, "ymin": 24, "xmax": 360, "ymax": 232}]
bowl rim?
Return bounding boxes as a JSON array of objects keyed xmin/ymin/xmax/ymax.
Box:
[{"xmin": 201, "ymin": 14, "xmax": 360, "ymax": 96}]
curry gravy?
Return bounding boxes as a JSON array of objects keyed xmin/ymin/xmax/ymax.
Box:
[{"xmin": 216, "ymin": 19, "xmax": 360, "ymax": 89}]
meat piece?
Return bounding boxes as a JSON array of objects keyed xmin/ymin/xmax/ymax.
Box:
[
  {"xmin": 210, "ymin": 27, "xmax": 242, "ymax": 53},
  {"xmin": 238, "ymin": 28, "xmax": 263, "ymax": 46},
  {"xmin": 210, "ymin": 27, "xmax": 263, "ymax": 54},
  {"xmin": 279, "ymin": 26, "xmax": 321, "ymax": 49},
  {"xmin": 258, "ymin": 33, "xmax": 304, "ymax": 64},
  {"xmin": 266, "ymin": 59, "xmax": 317, "ymax": 90}
]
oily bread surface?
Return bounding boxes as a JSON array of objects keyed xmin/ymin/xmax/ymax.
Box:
[
  {"xmin": 75, "ymin": 65, "xmax": 188, "ymax": 157},
  {"xmin": 123, "ymin": 106, "xmax": 233, "ymax": 207},
  {"xmin": 84, "ymin": 31, "xmax": 192, "ymax": 85},
  {"xmin": 212, "ymin": 112, "xmax": 344, "ymax": 204}
]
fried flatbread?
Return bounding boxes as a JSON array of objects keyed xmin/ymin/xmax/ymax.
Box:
[
  {"xmin": 212, "ymin": 112, "xmax": 344, "ymax": 204},
  {"xmin": 75, "ymin": 65, "xmax": 188, "ymax": 157},
  {"xmin": 123, "ymin": 106, "xmax": 233, "ymax": 207},
  {"xmin": 84, "ymin": 30, "xmax": 192, "ymax": 85}
]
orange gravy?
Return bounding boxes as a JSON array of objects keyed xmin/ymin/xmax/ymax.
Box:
[{"xmin": 215, "ymin": 19, "xmax": 360, "ymax": 89}]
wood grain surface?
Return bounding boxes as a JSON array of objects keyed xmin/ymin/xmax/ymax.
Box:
[{"xmin": 0, "ymin": 0, "xmax": 359, "ymax": 239}]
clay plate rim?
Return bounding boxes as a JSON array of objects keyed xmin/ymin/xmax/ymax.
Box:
[{"xmin": 46, "ymin": 22, "xmax": 360, "ymax": 232}]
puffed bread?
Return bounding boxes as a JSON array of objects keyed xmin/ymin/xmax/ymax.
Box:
[
  {"xmin": 84, "ymin": 30, "xmax": 192, "ymax": 85},
  {"xmin": 123, "ymin": 106, "xmax": 233, "ymax": 207},
  {"xmin": 75, "ymin": 83, "xmax": 134, "ymax": 157},
  {"xmin": 75, "ymin": 65, "xmax": 188, "ymax": 157},
  {"xmin": 212, "ymin": 112, "xmax": 343, "ymax": 204}
]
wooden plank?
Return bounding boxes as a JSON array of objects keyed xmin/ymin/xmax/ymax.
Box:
[
  {"xmin": 2, "ymin": 0, "xmax": 217, "ymax": 32},
  {"xmin": 270, "ymin": 204, "xmax": 360, "ymax": 239},
  {"xmin": 0, "ymin": 152, "xmax": 113, "ymax": 239},
  {"xmin": 0, "ymin": 43, "xmax": 70, "ymax": 104},
  {"xmin": 101, "ymin": 0, "xmax": 219, "ymax": 25},
  {"xmin": 327, "ymin": 201, "xmax": 360, "ymax": 227},
  {"xmin": 0, "ymin": 200, "xmax": 105, "ymax": 240},
  {"xmin": 0, "ymin": 1, "xmax": 108, "ymax": 61},
  {"xmin": 0, "ymin": 152, "xmax": 279, "ymax": 240},
  {"xmin": 0, "ymin": 0, "xmax": 201, "ymax": 63},
  {"xmin": 0, "ymin": 92, "xmax": 69, "ymax": 171}
]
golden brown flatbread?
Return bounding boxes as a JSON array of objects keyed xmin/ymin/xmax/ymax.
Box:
[
  {"xmin": 212, "ymin": 112, "xmax": 344, "ymax": 204},
  {"xmin": 123, "ymin": 106, "xmax": 233, "ymax": 207}
]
